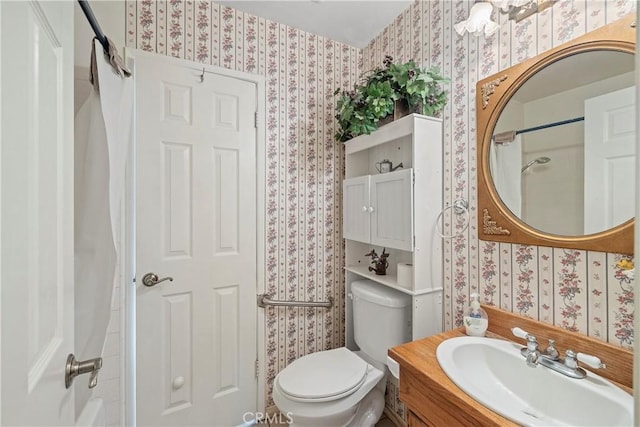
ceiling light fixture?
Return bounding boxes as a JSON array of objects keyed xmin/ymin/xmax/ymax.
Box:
[
  {"xmin": 454, "ymin": 1, "xmax": 500, "ymax": 37},
  {"xmin": 455, "ymin": 0, "xmax": 558, "ymax": 37}
]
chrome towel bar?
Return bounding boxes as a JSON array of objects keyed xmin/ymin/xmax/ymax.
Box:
[{"xmin": 257, "ymin": 293, "xmax": 333, "ymax": 309}]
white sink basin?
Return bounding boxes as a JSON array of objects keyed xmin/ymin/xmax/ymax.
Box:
[{"xmin": 436, "ymin": 336, "xmax": 633, "ymax": 426}]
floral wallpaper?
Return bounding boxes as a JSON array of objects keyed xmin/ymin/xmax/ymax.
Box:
[
  {"xmin": 364, "ymin": 1, "xmax": 636, "ymax": 420},
  {"xmin": 125, "ymin": 0, "xmax": 635, "ymax": 410},
  {"xmin": 362, "ymin": 0, "xmax": 636, "ymax": 351}
]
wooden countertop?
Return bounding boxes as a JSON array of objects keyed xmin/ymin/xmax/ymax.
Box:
[
  {"xmin": 388, "ymin": 306, "xmax": 633, "ymax": 426},
  {"xmin": 389, "ymin": 328, "xmax": 517, "ymax": 426}
]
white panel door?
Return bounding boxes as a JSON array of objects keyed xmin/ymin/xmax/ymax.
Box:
[
  {"xmin": 343, "ymin": 176, "xmax": 371, "ymax": 244},
  {"xmin": 135, "ymin": 54, "xmax": 258, "ymax": 426},
  {"xmin": 584, "ymin": 86, "xmax": 635, "ymax": 234},
  {"xmin": 1, "ymin": 1, "xmax": 75, "ymax": 425},
  {"xmin": 370, "ymin": 168, "xmax": 414, "ymax": 251}
]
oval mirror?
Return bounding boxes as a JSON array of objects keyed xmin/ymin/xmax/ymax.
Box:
[
  {"xmin": 476, "ymin": 14, "xmax": 635, "ymax": 254},
  {"xmin": 491, "ymin": 50, "xmax": 635, "ymax": 236}
]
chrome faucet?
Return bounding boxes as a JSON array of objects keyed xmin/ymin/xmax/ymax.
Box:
[
  {"xmin": 511, "ymin": 327, "xmax": 606, "ymax": 379},
  {"xmin": 544, "ymin": 339, "xmax": 559, "ymax": 361}
]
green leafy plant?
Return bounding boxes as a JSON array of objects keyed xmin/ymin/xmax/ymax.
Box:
[{"xmin": 335, "ymin": 56, "xmax": 450, "ymax": 142}]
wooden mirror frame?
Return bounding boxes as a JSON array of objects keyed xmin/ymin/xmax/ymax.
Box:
[{"xmin": 476, "ymin": 13, "xmax": 635, "ymax": 255}]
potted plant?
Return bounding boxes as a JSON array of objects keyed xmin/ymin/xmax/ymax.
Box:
[{"xmin": 334, "ymin": 56, "xmax": 450, "ymax": 142}]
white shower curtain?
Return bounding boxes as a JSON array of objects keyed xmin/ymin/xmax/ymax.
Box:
[
  {"xmin": 489, "ymin": 135, "xmax": 522, "ymax": 217},
  {"xmin": 75, "ymin": 39, "xmax": 133, "ymax": 360}
]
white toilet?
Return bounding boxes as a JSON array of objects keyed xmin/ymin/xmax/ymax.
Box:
[{"xmin": 272, "ymin": 280, "xmax": 412, "ymax": 426}]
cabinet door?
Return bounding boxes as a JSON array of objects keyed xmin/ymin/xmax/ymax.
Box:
[
  {"xmin": 343, "ymin": 176, "xmax": 371, "ymax": 243},
  {"xmin": 408, "ymin": 411, "xmax": 431, "ymax": 427},
  {"xmin": 370, "ymin": 168, "xmax": 414, "ymax": 251}
]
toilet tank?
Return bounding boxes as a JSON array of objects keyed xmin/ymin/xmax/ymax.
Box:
[{"xmin": 351, "ymin": 280, "xmax": 411, "ymax": 365}]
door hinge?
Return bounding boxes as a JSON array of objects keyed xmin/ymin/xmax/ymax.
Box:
[
  {"xmin": 254, "ymin": 111, "xmax": 258, "ymax": 128},
  {"xmin": 255, "ymin": 359, "xmax": 259, "ymax": 378}
]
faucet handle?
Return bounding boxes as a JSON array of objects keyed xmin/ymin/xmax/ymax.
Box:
[
  {"xmin": 564, "ymin": 350, "xmax": 578, "ymax": 369},
  {"xmin": 511, "ymin": 327, "xmax": 530, "ymax": 340},
  {"xmin": 525, "ymin": 335, "xmax": 538, "ymax": 351},
  {"xmin": 576, "ymin": 352, "xmax": 606, "ymax": 369},
  {"xmin": 512, "ymin": 327, "xmax": 538, "ymax": 353}
]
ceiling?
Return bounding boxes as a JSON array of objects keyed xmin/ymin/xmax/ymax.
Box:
[{"xmin": 215, "ymin": 0, "xmax": 413, "ymax": 48}]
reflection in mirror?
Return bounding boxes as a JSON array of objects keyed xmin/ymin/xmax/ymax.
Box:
[{"xmin": 490, "ymin": 50, "xmax": 635, "ymax": 236}]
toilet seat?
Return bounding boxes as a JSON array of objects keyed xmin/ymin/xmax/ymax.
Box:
[{"xmin": 276, "ymin": 348, "xmax": 368, "ymax": 403}]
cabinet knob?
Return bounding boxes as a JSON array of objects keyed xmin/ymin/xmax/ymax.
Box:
[
  {"xmin": 362, "ymin": 206, "xmax": 368, "ymax": 212},
  {"xmin": 368, "ymin": 206, "xmax": 375, "ymax": 213}
]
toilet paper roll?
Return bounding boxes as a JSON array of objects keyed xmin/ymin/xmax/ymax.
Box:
[{"xmin": 397, "ymin": 263, "xmax": 413, "ymax": 289}]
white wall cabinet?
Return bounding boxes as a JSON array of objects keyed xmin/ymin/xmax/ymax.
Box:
[
  {"xmin": 343, "ymin": 175, "xmax": 371, "ymax": 244},
  {"xmin": 343, "ymin": 114, "xmax": 443, "ymax": 345},
  {"xmin": 343, "ymin": 168, "xmax": 413, "ymax": 251}
]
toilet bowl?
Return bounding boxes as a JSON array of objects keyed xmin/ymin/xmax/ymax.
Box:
[
  {"xmin": 272, "ymin": 348, "xmax": 385, "ymax": 427},
  {"xmin": 272, "ymin": 280, "xmax": 412, "ymax": 427}
]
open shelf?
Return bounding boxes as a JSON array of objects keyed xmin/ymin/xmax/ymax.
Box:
[
  {"xmin": 345, "ymin": 265, "xmax": 440, "ymax": 296},
  {"xmin": 344, "ymin": 113, "xmax": 442, "ymax": 155}
]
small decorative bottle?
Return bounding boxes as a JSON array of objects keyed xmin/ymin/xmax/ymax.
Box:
[{"xmin": 464, "ymin": 293, "xmax": 488, "ymax": 337}]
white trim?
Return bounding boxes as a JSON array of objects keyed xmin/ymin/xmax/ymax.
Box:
[
  {"xmin": 254, "ymin": 59, "xmax": 267, "ymax": 414},
  {"xmin": 123, "ymin": 48, "xmax": 267, "ymax": 421},
  {"xmin": 0, "ymin": 2, "xmax": 4, "ymax": 421},
  {"xmin": 118, "ymin": 197, "xmax": 127, "ymax": 427},
  {"xmin": 633, "ymin": 5, "xmax": 640, "ymax": 421},
  {"xmin": 124, "ymin": 51, "xmax": 137, "ymax": 427},
  {"xmin": 121, "ymin": 49, "xmax": 137, "ymax": 427},
  {"xmin": 127, "ymin": 47, "xmax": 266, "ymax": 87}
]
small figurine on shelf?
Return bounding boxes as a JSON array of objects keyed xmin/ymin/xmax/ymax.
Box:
[{"xmin": 366, "ymin": 248, "xmax": 389, "ymax": 275}]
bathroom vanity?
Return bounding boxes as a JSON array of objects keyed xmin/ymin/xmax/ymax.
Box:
[
  {"xmin": 389, "ymin": 306, "xmax": 633, "ymax": 426},
  {"xmin": 391, "ymin": 328, "xmax": 515, "ymax": 427}
]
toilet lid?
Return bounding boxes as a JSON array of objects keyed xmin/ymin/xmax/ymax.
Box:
[{"xmin": 277, "ymin": 348, "xmax": 368, "ymax": 402}]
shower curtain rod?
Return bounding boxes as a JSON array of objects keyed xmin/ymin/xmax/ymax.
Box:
[
  {"xmin": 77, "ymin": 0, "xmax": 109, "ymax": 53},
  {"xmin": 516, "ymin": 116, "xmax": 584, "ymax": 135},
  {"xmin": 493, "ymin": 116, "xmax": 584, "ymax": 144}
]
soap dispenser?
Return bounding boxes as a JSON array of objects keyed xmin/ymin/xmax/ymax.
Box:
[{"xmin": 464, "ymin": 293, "xmax": 488, "ymax": 337}]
